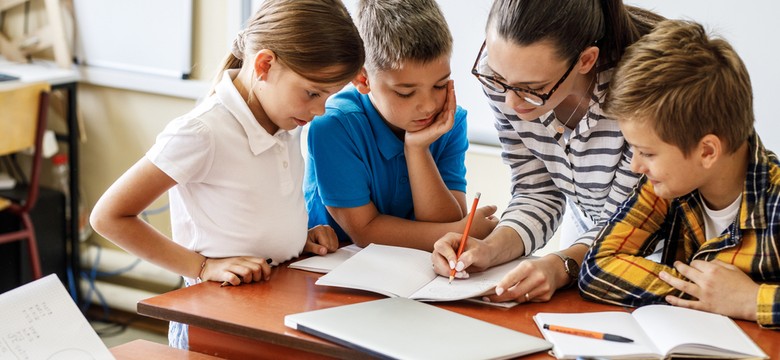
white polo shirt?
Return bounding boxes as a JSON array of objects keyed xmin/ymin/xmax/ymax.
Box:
[{"xmin": 146, "ymin": 70, "xmax": 307, "ymax": 263}]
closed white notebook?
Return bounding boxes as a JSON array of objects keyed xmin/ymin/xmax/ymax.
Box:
[{"xmin": 285, "ymin": 297, "xmax": 551, "ymax": 360}]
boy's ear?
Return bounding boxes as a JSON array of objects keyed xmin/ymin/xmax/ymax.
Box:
[
  {"xmin": 253, "ymin": 49, "xmax": 276, "ymax": 80},
  {"xmin": 577, "ymin": 45, "xmax": 599, "ymax": 75},
  {"xmin": 698, "ymin": 134, "xmax": 722, "ymax": 169},
  {"xmin": 352, "ymin": 68, "xmax": 371, "ymax": 94}
]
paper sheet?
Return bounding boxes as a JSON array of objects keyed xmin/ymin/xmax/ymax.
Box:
[{"xmin": 0, "ymin": 274, "xmax": 113, "ymax": 360}]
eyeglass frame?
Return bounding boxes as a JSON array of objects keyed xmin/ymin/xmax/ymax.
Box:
[{"xmin": 470, "ymin": 40, "xmax": 578, "ymax": 106}]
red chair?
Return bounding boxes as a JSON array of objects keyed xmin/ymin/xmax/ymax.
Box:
[{"xmin": 0, "ymin": 82, "xmax": 51, "ymax": 280}]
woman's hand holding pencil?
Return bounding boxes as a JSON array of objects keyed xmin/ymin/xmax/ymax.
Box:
[{"xmin": 449, "ymin": 192, "xmax": 481, "ymax": 283}]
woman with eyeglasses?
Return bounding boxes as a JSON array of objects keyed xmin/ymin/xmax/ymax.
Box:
[{"xmin": 432, "ymin": 0, "xmax": 664, "ymax": 304}]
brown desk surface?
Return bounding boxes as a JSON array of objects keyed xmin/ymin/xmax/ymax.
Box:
[
  {"xmin": 138, "ymin": 263, "xmax": 780, "ymax": 359},
  {"xmin": 110, "ymin": 339, "xmax": 223, "ymax": 359}
]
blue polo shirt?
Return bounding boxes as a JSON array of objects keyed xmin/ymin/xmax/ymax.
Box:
[{"xmin": 304, "ymin": 85, "xmax": 469, "ymax": 241}]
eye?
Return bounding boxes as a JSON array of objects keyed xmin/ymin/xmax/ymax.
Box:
[
  {"xmin": 306, "ymin": 91, "xmax": 321, "ymax": 99},
  {"xmin": 434, "ymin": 83, "xmax": 447, "ymax": 90},
  {"xmin": 395, "ymin": 91, "xmax": 413, "ymax": 98}
]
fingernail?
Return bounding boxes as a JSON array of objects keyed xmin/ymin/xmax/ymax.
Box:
[
  {"xmin": 495, "ymin": 286, "xmax": 504, "ymax": 296},
  {"xmin": 449, "ymin": 260, "xmax": 455, "ymax": 269},
  {"xmin": 481, "ymin": 296, "xmax": 491, "ymax": 303},
  {"xmin": 455, "ymin": 261, "xmax": 465, "ymax": 271},
  {"xmin": 659, "ymin": 271, "xmax": 668, "ymax": 280},
  {"xmin": 319, "ymin": 248, "xmax": 326, "ymax": 255},
  {"xmin": 456, "ymin": 271, "xmax": 469, "ymax": 279}
]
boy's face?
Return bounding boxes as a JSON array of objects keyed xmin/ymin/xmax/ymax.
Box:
[
  {"xmin": 620, "ymin": 118, "xmax": 704, "ymax": 199},
  {"xmin": 364, "ymin": 55, "xmax": 451, "ymax": 134}
]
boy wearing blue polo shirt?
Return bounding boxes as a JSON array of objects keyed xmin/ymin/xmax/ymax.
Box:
[{"xmin": 303, "ymin": 0, "xmax": 498, "ymax": 251}]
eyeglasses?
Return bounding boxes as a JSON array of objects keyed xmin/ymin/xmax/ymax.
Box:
[{"xmin": 471, "ymin": 41, "xmax": 577, "ymax": 106}]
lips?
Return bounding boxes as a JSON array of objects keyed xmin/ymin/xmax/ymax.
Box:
[
  {"xmin": 293, "ymin": 118, "xmax": 309, "ymax": 127},
  {"xmin": 413, "ymin": 115, "xmax": 434, "ymax": 126},
  {"xmin": 514, "ymin": 107, "xmax": 535, "ymax": 115}
]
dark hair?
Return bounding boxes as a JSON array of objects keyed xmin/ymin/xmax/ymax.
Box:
[
  {"xmin": 211, "ymin": 0, "xmax": 364, "ymax": 92},
  {"xmin": 487, "ymin": 0, "xmax": 664, "ymax": 63}
]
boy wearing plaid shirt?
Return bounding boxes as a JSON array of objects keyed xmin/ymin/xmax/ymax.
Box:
[{"xmin": 580, "ymin": 19, "xmax": 780, "ymax": 329}]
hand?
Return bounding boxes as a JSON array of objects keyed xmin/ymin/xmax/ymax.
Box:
[
  {"xmin": 463, "ymin": 205, "xmax": 499, "ymax": 239},
  {"xmin": 202, "ymin": 256, "xmax": 273, "ymax": 286},
  {"xmin": 431, "ymin": 232, "xmax": 491, "ymax": 279},
  {"xmin": 660, "ymin": 260, "xmax": 759, "ymax": 321},
  {"xmin": 304, "ymin": 225, "xmax": 339, "ymax": 255},
  {"xmin": 484, "ymin": 255, "xmax": 563, "ymax": 304},
  {"xmin": 404, "ymin": 80, "xmax": 456, "ymax": 149}
]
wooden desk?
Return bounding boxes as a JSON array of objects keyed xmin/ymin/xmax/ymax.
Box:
[
  {"xmin": 0, "ymin": 58, "xmax": 81, "ymax": 302},
  {"xmin": 111, "ymin": 339, "xmax": 223, "ymax": 359},
  {"xmin": 138, "ymin": 264, "xmax": 780, "ymax": 359}
]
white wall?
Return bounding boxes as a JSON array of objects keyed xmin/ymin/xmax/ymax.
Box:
[
  {"xmin": 625, "ymin": 0, "xmax": 780, "ymax": 152},
  {"xmin": 436, "ymin": 1, "xmax": 780, "ymax": 149}
]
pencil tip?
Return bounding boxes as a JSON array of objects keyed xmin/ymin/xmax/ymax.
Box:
[
  {"xmin": 475, "ymin": 192, "xmax": 481, "ymax": 198},
  {"xmin": 448, "ymin": 275, "xmax": 454, "ymax": 284}
]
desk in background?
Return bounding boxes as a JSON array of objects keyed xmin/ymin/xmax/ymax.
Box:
[
  {"xmin": 138, "ymin": 263, "xmax": 780, "ymax": 359},
  {"xmin": 0, "ymin": 58, "xmax": 81, "ymax": 303}
]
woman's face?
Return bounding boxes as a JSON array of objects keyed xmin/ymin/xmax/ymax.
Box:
[{"xmin": 483, "ymin": 32, "xmax": 580, "ymax": 121}]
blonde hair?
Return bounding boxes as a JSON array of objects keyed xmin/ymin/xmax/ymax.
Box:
[
  {"xmin": 211, "ymin": 0, "xmax": 364, "ymax": 93},
  {"xmin": 604, "ymin": 19, "xmax": 754, "ymax": 155},
  {"xmin": 356, "ymin": 0, "xmax": 452, "ymax": 72}
]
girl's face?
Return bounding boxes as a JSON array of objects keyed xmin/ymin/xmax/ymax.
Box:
[
  {"xmin": 252, "ymin": 57, "xmax": 349, "ymax": 134},
  {"xmin": 483, "ymin": 32, "xmax": 582, "ymax": 121}
]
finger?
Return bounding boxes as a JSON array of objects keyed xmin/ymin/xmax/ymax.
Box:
[
  {"xmin": 673, "ymin": 261, "xmax": 702, "ymax": 282},
  {"xmin": 303, "ymin": 240, "xmax": 328, "ymax": 256},
  {"xmin": 476, "ymin": 205, "xmax": 497, "ymax": 217},
  {"xmin": 659, "ymin": 270, "xmax": 699, "ymax": 298},
  {"xmin": 665, "ymin": 294, "xmax": 702, "ymax": 310},
  {"xmin": 260, "ymin": 261, "xmax": 273, "ymax": 281},
  {"xmin": 432, "ymin": 232, "xmax": 462, "ymax": 266},
  {"xmin": 492, "ymin": 265, "xmax": 529, "ymax": 301},
  {"xmin": 318, "ymin": 226, "xmax": 339, "ymax": 251}
]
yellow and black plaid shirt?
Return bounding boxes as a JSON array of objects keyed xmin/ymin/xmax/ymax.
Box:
[{"xmin": 580, "ymin": 133, "xmax": 780, "ymax": 328}]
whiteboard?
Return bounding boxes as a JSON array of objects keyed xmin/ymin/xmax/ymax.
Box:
[{"xmin": 73, "ymin": 0, "xmax": 193, "ymax": 79}]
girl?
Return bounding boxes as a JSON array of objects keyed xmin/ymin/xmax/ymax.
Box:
[
  {"xmin": 90, "ymin": 0, "xmax": 363, "ymax": 349},
  {"xmin": 432, "ymin": 0, "xmax": 663, "ymax": 304}
]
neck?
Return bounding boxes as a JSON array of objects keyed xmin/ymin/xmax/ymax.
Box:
[
  {"xmin": 556, "ymin": 71, "xmax": 595, "ymax": 129},
  {"xmin": 699, "ymin": 141, "xmax": 750, "ymax": 210},
  {"xmin": 233, "ymin": 68, "xmax": 278, "ymax": 134}
]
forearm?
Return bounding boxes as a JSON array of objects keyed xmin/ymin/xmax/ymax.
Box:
[
  {"xmin": 405, "ymin": 145, "xmax": 465, "ymax": 221},
  {"xmin": 93, "ymin": 215, "xmax": 204, "ymax": 279},
  {"xmin": 348, "ymin": 214, "xmax": 465, "ymax": 252}
]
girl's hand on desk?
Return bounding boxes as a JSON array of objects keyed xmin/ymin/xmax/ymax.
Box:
[
  {"xmin": 204, "ymin": 257, "xmax": 273, "ymax": 286},
  {"xmin": 304, "ymin": 225, "xmax": 338, "ymax": 255}
]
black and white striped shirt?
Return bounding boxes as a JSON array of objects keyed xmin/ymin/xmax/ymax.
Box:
[{"xmin": 486, "ymin": 64, "xmax": 640, "ymax": 255}]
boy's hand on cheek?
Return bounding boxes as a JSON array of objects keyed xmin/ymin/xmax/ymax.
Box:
[
  {"xmin": 404, "ymin": 80, "xmax": 456, "ymax": 149},
  {"xmin": 660, "ymin": 260, "xmax": 759, "ymax": 321}
]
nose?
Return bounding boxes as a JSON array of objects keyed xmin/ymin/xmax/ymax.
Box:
[
  {"xmin": 418, "ymin": 92, "xmax": 438, "ymax": 117},
  {"xmin": 310, "ymin": 100, "xmax": 326, "ymax": 117},
  {"xmin": 504, "ymin": 91, "xmax": 528, "ymax": 112},
  {"xmin": 630, "ymin": 151, "xmax": 644, "ymax": 174}
]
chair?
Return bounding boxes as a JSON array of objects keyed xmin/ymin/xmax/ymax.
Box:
[{"xmin": 0, "ymin": 82, "xmax": 50, "ymax": 280}]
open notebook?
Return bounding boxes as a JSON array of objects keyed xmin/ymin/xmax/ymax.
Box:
[
  {"xmin": 314, "ymin": 243, "xmax": 527, "ymax": 303},
  {"xmin": 286, "ymin": 297, "xmax": 551, "ymax": 360},
  {"xmin": 534, "ymin": 305, "xmax": 767, "ymax": 359}
]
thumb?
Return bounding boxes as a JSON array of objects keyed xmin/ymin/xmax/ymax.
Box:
[{"xmin": 476, "ymin": 205, "xmax": 497, "ymax": 216}]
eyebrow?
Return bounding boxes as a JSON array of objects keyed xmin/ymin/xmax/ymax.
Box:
[{"xmin": 394, "ymin": 73, "xmax": 451, "ymax": 88}]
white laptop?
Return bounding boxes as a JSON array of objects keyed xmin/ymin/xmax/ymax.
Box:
[{"xmin": 285, "ymin": 297, "xmax": 551, "ymax": 360}]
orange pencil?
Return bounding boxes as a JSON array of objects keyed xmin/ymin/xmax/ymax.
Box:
[
  {"xmin": 543, "ymin": 324, "xmax": 634, "ymax": 343},
  {"xmin": 449, "ymin": 192, "xmax": 481, "ymax": 284}
]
